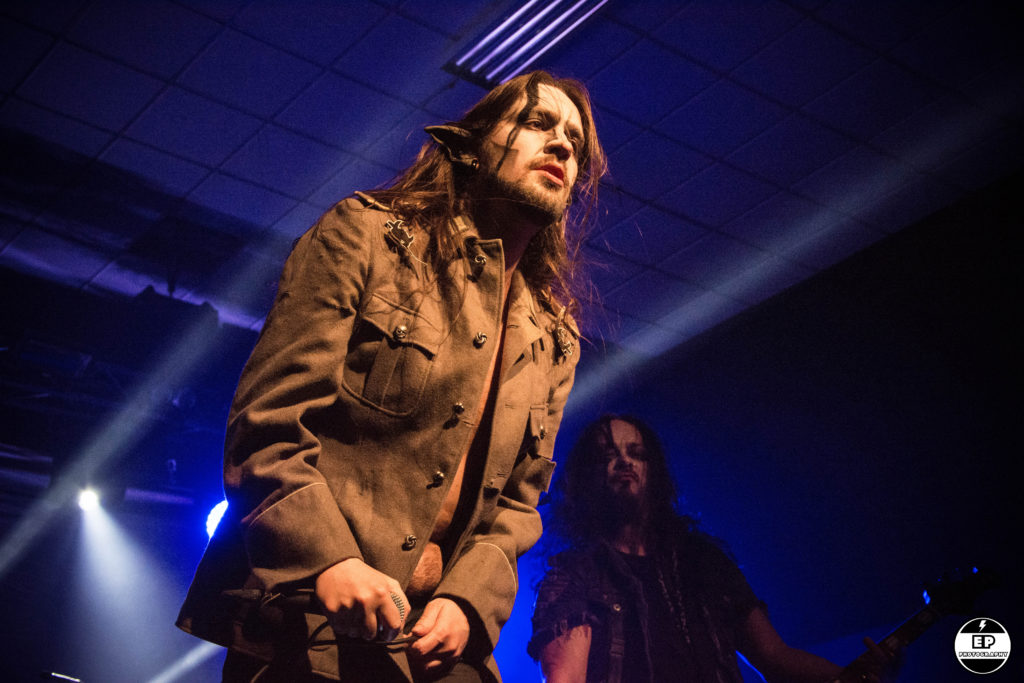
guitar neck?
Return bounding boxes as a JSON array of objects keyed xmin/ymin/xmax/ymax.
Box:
[{"xmin": 836, "ymin": 603, "xmax": 944, "ymax": 682}]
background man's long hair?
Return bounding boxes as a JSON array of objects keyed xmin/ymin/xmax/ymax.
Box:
[
  {"xmin": 369, "ymin": 71, "xmax": 607, "ymax": 317},
  {"xmin": 543, "ymin": 414, "xmax": 698, "ymax": 554}
]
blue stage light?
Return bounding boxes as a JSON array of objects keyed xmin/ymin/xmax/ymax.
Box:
[
  {"xmin": 78, "ymin": 488, "xmax": 100, "ymax": 511},
  {"xmin": 206, "ymin": 500, "xmax": 228, "ymax": 538}
]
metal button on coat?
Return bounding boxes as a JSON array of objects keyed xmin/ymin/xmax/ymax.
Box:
[
  {"xmin": 453, "ymin": 402, "xmax": 465, "ymax": 415},
  {"xmin": 432, "ymin": 470, "xmax": 445, "ymax": 486},
  {"xmin": 402, "ymin": 535, "xmax": 417, "ymax": 550},
  {"xmin": 473, "ymin": 254, "xmax": 486, "ymax": 266},
  {"xmin": 394, "ymin": 324, "xmax": 408, "ymax": 340},
  {"xmin": 539, "ymin": 425, "xmax": 547, "ymax": 439},
  {"xmin": 473, "ymin": 332, "xmax": 487, "ymax": 347}
]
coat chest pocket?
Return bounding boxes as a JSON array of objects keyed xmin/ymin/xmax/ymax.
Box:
[{"xmin": 342, "ymin": 291, "xmax": 442, "ymax": 415}]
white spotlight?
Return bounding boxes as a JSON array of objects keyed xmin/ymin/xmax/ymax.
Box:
[
  {"xmin": 78, "ymin": 489, "xmax": 100, "ymax": 511},
  {"xmin": 206, "ymin": 500, "xmax": 228, "ymax": 538}
]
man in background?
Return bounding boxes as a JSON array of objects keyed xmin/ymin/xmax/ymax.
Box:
[{"xmin": 529, "ymin": 414, "xmax": 897, "ymax": 683}]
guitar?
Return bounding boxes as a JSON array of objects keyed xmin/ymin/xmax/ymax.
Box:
[{"xmin": 832, "ymin": 567, "xmax": 1000, "ymax": 682}]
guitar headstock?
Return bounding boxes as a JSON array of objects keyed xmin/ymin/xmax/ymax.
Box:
[{"xmin": 923, "ymin": 566, "xmax": 1000, "ymax": 615}]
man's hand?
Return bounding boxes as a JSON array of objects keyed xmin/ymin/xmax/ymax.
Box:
[
  {"xmin": 850, "ymin": 636, "xmax": 902, "ymax": 683},
  {"xmin": 408, "ymin": 597, "xmax": 470, "ymax": 676},
  {"xmin": 315, "ymin": 558, "xmax": 408, "ymax": 641}
]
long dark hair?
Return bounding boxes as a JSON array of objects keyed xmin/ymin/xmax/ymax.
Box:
[
  {"xmin": 544, "ymin": 414, "xmax": 698, "ymax": 552},
  {"xmin": 369, "ymin": 71, "xmax": 607, "ymax": 316}
]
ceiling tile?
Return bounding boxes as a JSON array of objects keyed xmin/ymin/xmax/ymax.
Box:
[
  {"xmin": 308, "ymin": 157, "xmax": 396, "ymax": 208},
  {"xmin": 1, "ymin": 16, "xmax": 53, "ymax": 93},
  {"xmin": 616, "ymin": 319, "xmax": 692, "ymax": 358},
  {"xmin": 889, "ymin": 2, "xmax": 1022, "ymax": 90},
  {"xmin": 99, "ymin": 138, "xmax": 209, "ymax": 196},
  {"xmin": 396, "ymin": 0, "xmax": 497, "ymax": 35},
  {"xmin": 334, "ymin": 14, "xmax": 453, "ymax": 104},
  {"xmin": 67, "ymin": 0, "xmax": 220, "ymax": 79},
  {"xmin": 233, "ymin": 0, "xmax": 387, "ymax": 66},
  {"xmin": 655, "ymin": 289, "xmax": 745, "ymax": 338},
  {"xmin": 276, "ymin": 72, "xmax": 413, "ymax": 151},
  {"xmin": 269, "ymin": 201, "xmax": 325, "ymax": 241},
  {"xmin": 785, "ymin": 0, "xmax": 829, "ymax": 10},
  {"xmin": 957, "ymin": 69, "xmax": 1024, "ymax": 123},
  {"xmin": 422, "ymin": 77, "xmax": 487, "ymax": 119},
  {"xmin": 727, "ymin": 112, "xmax": 855, "ymax": 186},
  {"xmin": 658, "ymin": 231, "xmax": 768, "ymax": 289},
  {"xmin": 852, "ymin": 174, "xmax": 956, "ymax": 233},
  {"xmin": 658, "ymin": 163, "xmax": 778, "ymax": 228},
  {"xmin": 0, "ymin": 98, "xmax": 112, "ymax": 157},
  {"xmin": 601, "ymin": 268, "xmax": 703, "ymax": 322},
  {"xmin": 719, "ymin": 190, "xmax": 841, "ymax": 254},
  {"xmin": 1, "ymin": 0, "xmax": 89, "ymax": 33},
  {"xmin": 714, "ymin": 254, "xmax": 815, "ymax": 307},
  {"xmin": 126, "ymin": 86, "xmax": 262, "ymax": 166},
  {"xmin": 605, "ymin": 0, "xmax": 686, "ymax": 34},
  {"xmin": 588, "ymin": 38, "xmax": 717, "ymax": 123},
  {"xmin": 731, "ymin": 17, "xmax": 873, "ymax": 108},
  {"xmin": 869, "ymin": 95, "xmax": 999, "ymax": 173},
  {"xmin": 188, "ymin": 172, "xmax": 297, "ymax": 228},
  {"xmin": 657, "ymin": 80, "xmax": 790, "ymax": 158},
  {"xmin": 178, "ymin": 29, "xmax": 321, "ymax": 118},
  {"xmin": 223, "ymin": 125, "xmax": 347, "ymax": 199},
  {"xmin": 609, "ymin": 131, "xmax": 712, "ymax": 200},
  {"xmin": 815, "ymin": 0, "xmax": 960, "ymax": 53},
  {"xmin": 16, "ymin": 41, "xmax": 163, "ymax": 131},
  {"xmin": 933, "ymin": 125, "xmax": 1024, "ymax": 192},
  {"xmin": 589, "ymin": 105, "xmax": 642, "ymax": 156},
  {"xmin": 363, "ymin": 109, "xmax": 438, "ymax": 173},
  {"xmin": 794, "ymin": 145, "xmax": 911, "ymax": 214},
  {"xmin": 592, "ymin": 205, "xmax": 706, "ymax": 266},
  {"xmin": 0, "ymin": 213, "xmax": 21, "ymax": 249},
  {"xmin": 654, "ymin": 0, "xmax": 802, "ymax": 72},
  {"xmin": 803, "ymin": 59, "xmax": 941, "ymax": 140},
  {"xmin": 581, "ymin": 244, "xmax": 646, "ymax": 299},
  {"xmin": 541, "ymin": 14, "xmax": 639, "ymax": 82},
  {"xmin": 784, "ymin": 216, "xmax": 884, "ymax": 270},
  {"xmin": 173, "ymin": 0, "xmax": 246, "ymax": 23},
  {"xmin": 595, "ymin": 188, "xmax": 646, "ymax": 231},
  {"xmin": 580, "ymin": 305, "xmax": 652, "ymax": 349}
]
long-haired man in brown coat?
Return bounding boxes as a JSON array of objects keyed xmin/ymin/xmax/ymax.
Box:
[{"xmin": 177, "ymin": 70, "xmax": 607, "ymax": 683}]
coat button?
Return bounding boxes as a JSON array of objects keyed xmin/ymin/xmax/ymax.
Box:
[
  {"xmin": 402, "ymin": 535, "xmax": 417, "ymax": 550},
  {"xmin": 393, "ymin": 324, "xmax": 408, "ymax": 340},
  {"xmin": 612, "ymin": 603, "xmax": 622, "ymax": 612},
  {"xmin": 453, "ymin": 402, "xmax": 465, "ymax": 415},
  {"xmin": 473, "ymin": 332, "xmax": 487, "ymax": 347},
  {"xmin": 432, "ymin": 470, "xmax": 445, "ymax": 486},
  {"xmin": 539, "ymin": 425, "xmax": 547, "ymax": 439},
  {"xmin": 473, "ymin": 254, "xmax": 487, "ymax": 266}
]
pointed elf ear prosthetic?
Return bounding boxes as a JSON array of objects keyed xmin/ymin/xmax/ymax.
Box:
[{"xmin": 425, "ymin": 124, "xmax": 479, "ymax": 172}]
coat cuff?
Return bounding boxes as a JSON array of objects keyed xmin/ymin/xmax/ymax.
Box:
[
  {"xmin": 434, "ymin": 541, "xmax": 518, "ymax": 649},
  {"xmin": 244, "ymin": 482, "xmax": 361, "ymax": 590}
]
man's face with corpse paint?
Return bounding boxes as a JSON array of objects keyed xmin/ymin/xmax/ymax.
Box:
[{"xmin": 477, "ymin": 83, "xmax": 584, "ymax": 224}]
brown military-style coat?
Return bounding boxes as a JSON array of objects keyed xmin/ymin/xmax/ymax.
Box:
[{"xmin": 176, "ymin": 193, "xmax": 578, "ymax": 681}]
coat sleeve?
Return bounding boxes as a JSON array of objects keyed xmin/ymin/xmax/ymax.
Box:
[
  {"xmin": 433, "ymin": 351, "xmax": 578, "ymax": 653},
  {"xmin": 223, "ymin": 200, "xmax": 373, "ymax": 592}
]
